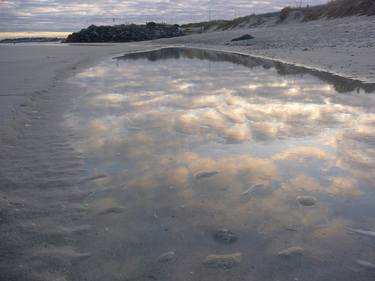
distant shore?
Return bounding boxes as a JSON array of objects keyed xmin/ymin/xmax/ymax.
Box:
[{"xmin": 0, "ymin": 37, "xmax": 62, "ymax": 44}]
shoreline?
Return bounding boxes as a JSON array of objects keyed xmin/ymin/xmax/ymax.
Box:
[
  {"xmin": 1, "ymin": 42, "xmax": 374, "ymax": 145},
  {"xmin": 141, "ymin": 43, "xmax": 375, "ymax": 85},
  {"xmin": 154, "ymin": 15, "xmax": 375, "ymax": 84}
]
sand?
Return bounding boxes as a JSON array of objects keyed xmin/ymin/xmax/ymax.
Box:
[
  {"xmin": 0, "ymin": 43, "xmax": 158, "ymax": 134},
  {"xmin": 155, "ymin": 15, "xmax": 375, "ymax": 84},
  {"xmin": 0, "ymin": 15, "xmax": 374, "ymax": 280}
]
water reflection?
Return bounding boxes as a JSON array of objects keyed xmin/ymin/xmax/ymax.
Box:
[
  {"xmin": 121, "ymin": 48, "xmax": 375, "ymax": 94},
  {"xmin": 66, "ymin": 48, "xmax": 375, "ymax": 281}
]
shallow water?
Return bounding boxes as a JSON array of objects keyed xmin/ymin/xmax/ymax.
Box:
[{"xmin": 64, "ymin": 48, "xmax": 375, "ymax": 280}]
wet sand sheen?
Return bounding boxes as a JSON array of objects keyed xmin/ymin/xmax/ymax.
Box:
[{"xmin": 2, "ymin": 48, "xmax": 375, "ymax": 280}]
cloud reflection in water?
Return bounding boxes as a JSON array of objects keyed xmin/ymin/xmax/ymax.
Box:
[{"xmin": 66, "ymin": 48, "xmax": 375, "ymax": 281}]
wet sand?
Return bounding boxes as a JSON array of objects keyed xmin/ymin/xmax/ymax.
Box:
[
  {"xmin": 0, "ymin": 43, "xmax": 158, "ymax": 135},
  {"xmin": 1, "ymin": 46, "xmax": 375, "ymax": 280},
  {"xmin": 0, "ymin": 42, "xmax": 154, "ymax": 280}
]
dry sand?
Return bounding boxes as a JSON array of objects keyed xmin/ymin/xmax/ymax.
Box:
[{"xmin": 155, "ymin": 16, "xmax": 375, "ymax": 83}]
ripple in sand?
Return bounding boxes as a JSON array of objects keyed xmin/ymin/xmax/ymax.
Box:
[
  {"xmin": 203, "ymin": 253, "xmax": 242, "ymax": 269},
  {"xmin": 157, "ymin": 251, "xmax": 177, "ymax": 263},
  {"xmin": 277, "ymin": 246, "xmax": 304, "ymax": 258}
]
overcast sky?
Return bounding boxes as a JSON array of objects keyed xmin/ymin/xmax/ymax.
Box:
[{"xmin": 0, "ymin": 0, "xmax": 328, "ymax": 32}]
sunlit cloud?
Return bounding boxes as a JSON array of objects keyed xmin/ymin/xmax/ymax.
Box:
[{"xmin": 273, "ymin": 146, "xmax": 332, "ymax": 161}]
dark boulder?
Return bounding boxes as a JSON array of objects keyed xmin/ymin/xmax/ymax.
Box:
[{"xmin": 230, "ymin": 34, "xmax": 254, "ymax": 42}]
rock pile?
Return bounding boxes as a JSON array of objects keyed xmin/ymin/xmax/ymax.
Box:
[{"xmin": 65, "ymin": 22, "xmax": 183, "ymax": 43}]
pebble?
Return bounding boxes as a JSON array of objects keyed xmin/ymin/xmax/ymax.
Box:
[
  {"xmin": 296, "ymin": 196, "xmax": 317, "ymax": 206},
  {"xmin": 97, "ymin": 207, "xmax": 124, "ymax": 216},
  {"xmin": 157, "ymin": 251, "xmax": 176, "ymax": 263},
  {"xmin": 212, "ymin": 229, "xmax": 238, "ymax": 244},
  {"xmin": 203, "ymin": 252, "xmax": 242, "ymax": 269},
  {"xmin": 277, "ymin": 246, "xmax": 304, "ymax": 258},
  {"xmin": 286, "ymin": 225, "xmax": 298, "ymax": 232},
  {"xmin": 195, "ymin": 171, "xmax": 219, "ymax": 179}
]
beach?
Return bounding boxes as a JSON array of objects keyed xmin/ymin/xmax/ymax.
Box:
[
  {"xmin": 1, "ymin": 15, "xmax": 374, "ymax": 132},
  {"xmin": 156, "ymin": 15, "xmax": 375, "ymax": 83},
  {"xmin": 1, "ymin": 14, "xmax": 375, "ymax": 281}
]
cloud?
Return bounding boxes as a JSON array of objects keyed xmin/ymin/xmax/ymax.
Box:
[
  {"xmin": 0, "ymin": 0, "xmax": 328, "ymax": 32},
  {"xmin": 272, "ymin": 146, "xmax": 332, "ymax": 161}
]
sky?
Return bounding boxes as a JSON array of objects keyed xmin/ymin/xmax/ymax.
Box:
[{"xmin": 0, "ymin": 0, "xmax": 328, "ymax": 34}]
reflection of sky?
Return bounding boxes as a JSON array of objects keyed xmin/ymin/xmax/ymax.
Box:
[{"xmin": 66, "ymin": 48, "xmax": 375, "ymax": 281}]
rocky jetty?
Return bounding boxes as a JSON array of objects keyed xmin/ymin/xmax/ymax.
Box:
[{"xmin": 64, "ymin": 22, "xmax": 183, "ymax": 43}]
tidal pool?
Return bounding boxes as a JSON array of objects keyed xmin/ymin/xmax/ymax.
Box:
[{"xmin": 65, "ymin": 48, "xmax": 375, "ymax": 280}]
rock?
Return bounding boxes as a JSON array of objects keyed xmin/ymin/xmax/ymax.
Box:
[
  {"xmin": 195, "ymin": 171, "xmax": 219, "ymax": 179},
  {"xmin": 203, "ymin": 253, "xmax": 242, "ymax": 269},
  {"xmin": 286, "ymin": 225, "xmax": 298, "ymax": 232},
  {"xmin": 97, "ymin": 207, "xmax": 124, "ymax": 216},
  {"xmin": 296, "ymin": 196, "xmax": 317, "ymax": 206},
  {"xmin": 277, "ymin": 246, "xmax": 304, "ymax": 258},
  {"xmin": 65, "ymin": 23, "xmax": 183, "ymax": 43},
  {"xmin": 212, "ymin": 229, "xmax": 238, "ymax": 244},
  {"xmin": 231, "ymin": 34, "xmax": 254, "ymax": 42},
  {"xmin": 157, "ymin": 251, "xmax": 176, "ymax": 263}
]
